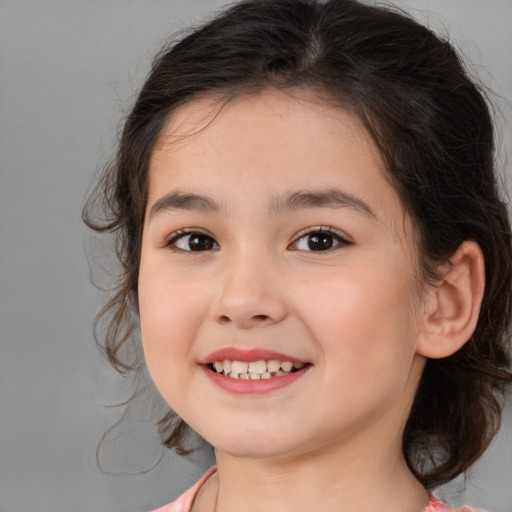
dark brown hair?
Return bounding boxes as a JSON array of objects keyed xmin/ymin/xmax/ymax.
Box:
[{"xmin": 84, "ymin": 0, "xmax": 512, "ymax": 488}]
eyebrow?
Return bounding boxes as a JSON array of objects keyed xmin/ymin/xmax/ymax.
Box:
[
  {"xmin": 270, "ymin": 189, "xmax": 377, "ymax": 219},
  {"xmin": 149, "ymin": 191, "xmax": 224, "ymax": 219},
  {"xmin": 148, "ymin": 188, "xmax": 377, "ymax": 220}
]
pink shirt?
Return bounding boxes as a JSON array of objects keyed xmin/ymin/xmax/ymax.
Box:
[{"xmin": 151, "ymin": 467, "xmax": 483, "ymax": 512}]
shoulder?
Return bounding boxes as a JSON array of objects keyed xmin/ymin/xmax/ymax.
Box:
[
  {"xmin": 425, "ymin": 492, "xmax": 485, "ymax": 512},
  {"xmin": 150, "ymin": 467, "xmax": 217, "ymax": 512}
]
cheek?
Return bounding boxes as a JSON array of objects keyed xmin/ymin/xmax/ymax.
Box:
[
  {"xmin": 295, "ymin": 262, "xmax": 419, "ymax": 374},
  {"xmin": 138, "ymin": 257, "xmax": 210, "ymax": 381}
]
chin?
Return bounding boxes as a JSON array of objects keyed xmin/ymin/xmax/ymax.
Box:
[
  {"xmin": 208, "ymin": 430, "xmax": 299, "ymax": 461},
  {"xmin": 215, "ymin": 438, "xmax": 333, "ymax": 463},
  {"xmin": 219, "ymin": 446, "xmax": 294, "ymax": 461}
]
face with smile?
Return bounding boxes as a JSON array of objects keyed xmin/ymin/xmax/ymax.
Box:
[{"xmin": 138, "ymin": 89, "xmax": 430, "ymax": 462}]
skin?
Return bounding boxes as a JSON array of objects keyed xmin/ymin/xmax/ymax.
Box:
[{"xmin": 138, "ymin": 89, "xmax": 483, "ymax": 512}]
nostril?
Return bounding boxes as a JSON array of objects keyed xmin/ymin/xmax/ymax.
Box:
[{"xmin": 216, "ymin": 313, "xmax": 270, "ymax": 326}]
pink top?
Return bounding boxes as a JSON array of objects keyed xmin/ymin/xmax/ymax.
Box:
[
  {"xmin": 151, "ymin": 467, "xmax": 483, "ymax": 512},
  {"xmin": 152, "ymin": 467, "xmax": 217, "ymax": 512}
]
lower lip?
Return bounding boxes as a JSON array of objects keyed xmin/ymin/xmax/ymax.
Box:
[{"xmin": 202, "ymin": 365, "xmax": 310, "ymax": 394}]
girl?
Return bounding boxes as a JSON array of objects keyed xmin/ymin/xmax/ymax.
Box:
[{"xmin": 84, "ymin": 0, "xmax": 512, "ymax": 510}]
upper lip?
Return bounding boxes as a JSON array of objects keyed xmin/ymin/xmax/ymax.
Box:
[{"xmin": 201, "ymin": 347, "xmax": 308, "ymax": 364}]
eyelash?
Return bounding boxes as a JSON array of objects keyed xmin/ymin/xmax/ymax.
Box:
[
  {"xmin": 288, "ymin": 226, "xmax": 351, "ymax": 252},
  {"xmin": 165, "ymin": 226, "xmax": 351, "ymax": 253},
  {"xmin": 165, "ymin": 229, "xmax": 219, "ymax": 252}
]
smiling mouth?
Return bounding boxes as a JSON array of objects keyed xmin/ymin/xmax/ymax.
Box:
[{"xmin": 207, "ymin": 359, "xmax": 307, "ymax": 380}]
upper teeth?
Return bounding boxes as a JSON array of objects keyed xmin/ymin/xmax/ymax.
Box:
[{"xmin": 211, "ymin": 359, "xmax": 305, "ymax": 379}]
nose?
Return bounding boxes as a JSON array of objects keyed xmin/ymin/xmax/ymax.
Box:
[{"xmin": 210, "ymin": 252, "xmax": 288, "ymax": 329}]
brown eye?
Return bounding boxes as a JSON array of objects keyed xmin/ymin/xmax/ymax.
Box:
[
  {"xmin": 306, "ymin": 233, "xmax": 334, "ymax": 251},
  {"xmin": 291, "ymin": 229, "xmax": 349, "ymax": 252},
  {"xmin": 172, "ymin": 233, "xmax": 219, "ymax": 251}
]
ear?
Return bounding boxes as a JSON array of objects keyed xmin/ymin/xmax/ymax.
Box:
[{"xmin": 416, "ymin": 241, "xmax": 485, "ymax": 359}]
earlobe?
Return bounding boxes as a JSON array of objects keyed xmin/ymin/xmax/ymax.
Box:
[{"xmin": 417, "ymin": 241, "xmax": 485, "ymax": 359}]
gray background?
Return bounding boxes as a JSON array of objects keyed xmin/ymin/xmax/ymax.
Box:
[{"xmin": 0, "ymin": 1, "xmax": 511, "ymax": 511}]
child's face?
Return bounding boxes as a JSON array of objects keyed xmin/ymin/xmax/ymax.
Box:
[{"xmin": 139, "ymin": 89, "xmax": 429, "ymax": 461}]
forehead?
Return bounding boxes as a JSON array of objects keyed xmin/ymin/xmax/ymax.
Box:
[
  {"xmin": 148, "ymin": 88, "xmax": 408, "ymax": 232},
  {"xmin": 157, "ymin": 88, "xmax": 371, "ymax": 151}
]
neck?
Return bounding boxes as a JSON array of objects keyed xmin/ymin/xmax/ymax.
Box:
[{"xmin": 198, "ymin": 431, "xmax": 428, "ymax": 512}]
